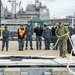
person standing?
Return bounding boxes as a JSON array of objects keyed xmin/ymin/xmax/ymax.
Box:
[
  {"xmin": 42, "ymin": 24, "xmax": 52, "ymax": 50},
  {"xmin": 55, "ymin": 22, "xmax": 69, "ymax": 58},
  {"xmin": 51, "ymin": 23, "xmax": 58, "ymax": 50},
  {"xmin": 18, "ymin": 25, "xmax": 25, "ymax": 51},
  {"xmin": 67, "ymin": 25, "xmax": 73, "ymax": 53},
  {"xmin": 1, "ymin": 26, "xmax": 9, "ymax": 51},
  {"xmin": 25, "ymin": 21, "xmax": 34, "ymax": 50},
  {"xmin": 73, "ymin": 24, "xmax": 75, "ymax": 34},
  {"xmin": 34, "ymin": 24, "xmax": 43, "ymax": 50}
]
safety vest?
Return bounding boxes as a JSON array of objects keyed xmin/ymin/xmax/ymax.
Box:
[{"xmin": 19, "ymin": 28, "xmax": 25, "ymax": 37}]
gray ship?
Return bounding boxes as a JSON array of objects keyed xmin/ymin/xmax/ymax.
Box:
[
  {"xmin": 1, "ymin": 0, "xmax": 50, "ymax": 21},
  {"xmin": 1, "ymin": 0, "xmax": 50, "ymax": 38}
]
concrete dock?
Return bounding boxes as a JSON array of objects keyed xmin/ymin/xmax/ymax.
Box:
[
  {"xmin": 0, "ymin": 41, "xmax": 75, "ymax": 60},
  {"xmin": 0, "ymin": 41, "xmax": 68, "ymax": 56},
  {"xmin": 0, "ymin": 41, "xmax": 75, "ymax": 75}
]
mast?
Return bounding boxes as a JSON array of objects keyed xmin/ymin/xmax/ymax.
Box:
[{"xmin": 8, "ymin": 0, "xmax": 16, "ymax": 19}]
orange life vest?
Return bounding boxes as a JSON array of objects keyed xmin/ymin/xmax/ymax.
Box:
[{"xmin": 18, "ymin": 28, "xmax": 25, "ymax": 37}]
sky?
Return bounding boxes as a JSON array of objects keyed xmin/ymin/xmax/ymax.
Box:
[{"xmin": 1, "ymin": 0, "xmax": 75, "ymax": 19}]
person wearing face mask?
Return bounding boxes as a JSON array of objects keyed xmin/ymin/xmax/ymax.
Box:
[
  {"xmin": 51, "ymin": 23, "xmax": 58, "ymax": 50},
  {"xmin": 67, "ymin": 25, "xmax": 73, "ymax": 53},
  {"xmin": 25, "ymin": 21, "xmax": 34, "ymax": 50},
  {"xmin": 42, "ymin": 24, "xmax": 52, "ymax": 50},
  {"xmin": 18, "ymin": 25, "xmax": 25, "ymax": 51},
  {"xmin": 55, "ymin": 22, "xmax": 69, "ymax": 58},
  {"xmin": 34, "ymin": 24, "xmax": 43, "ymax": 50},
  {"xmin": 1, "ymin": 26, "xmax": 9, "ymax": 51}
]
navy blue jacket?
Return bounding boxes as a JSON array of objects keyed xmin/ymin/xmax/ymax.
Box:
[{"xmin": 73, "ymin": 28, "xmax": 75, "ymax": 34}]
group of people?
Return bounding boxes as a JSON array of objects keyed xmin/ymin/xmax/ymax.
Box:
[
  {"xmin": 1, "ymin": 21, "xmax": 75, "ymax": 58},
  {"xmin": 17, "ymin": 21, "xmax": 51, "ymax": 51}
]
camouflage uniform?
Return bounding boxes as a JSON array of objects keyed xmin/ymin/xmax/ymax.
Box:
[
  {"xmin": 42, "ymin": 27, "xmax": 52, "ymax": 50},
  {"xmin": 55, "ymin": 25, "xmax": 68, "ymax": 57}
]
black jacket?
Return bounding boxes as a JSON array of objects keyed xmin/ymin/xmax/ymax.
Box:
[
  {"xmin": 51, "ymin": 27, "xmax": 57, "ymax": 36},
  {"xmin": 34, "ymin": 27, "xmax": 43, "ymax": 36},
  {"xmin": 68, "ymin": 27, "xmax": 73, "ymax": 36}
]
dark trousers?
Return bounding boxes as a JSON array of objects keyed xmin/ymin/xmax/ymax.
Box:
[
  {"xmin": 52, "ymin": 36, "xmax": 58, "ymax": 50},
  {"xmin": 26, "ymin": 36, "xmax": 33, "ymax": 48},
  {"xmin": 36, "ymin": 36, "xmax": 42, "ymax": 49},
  {"xmin": 44, "ymin": 38, "xmax": 50, "ymax": 49},
  {"xmin": 2, "ymin": 38, "xmax": 9, "ymax": 50},
  {"xmin": 18, "ymin": 39, "xmax": 24, "ymax": 50},
  {"xmin": 67, "ymin": 38, "xmax": 72, "ymax": 53}
]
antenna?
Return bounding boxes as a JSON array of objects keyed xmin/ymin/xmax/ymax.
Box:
[
  {"xmin": 19, "ymin": 1, "xmax": 21, "ymax": 11},
  {"xmin": 8, "ymin": 0, "xmax": 17, "ymax": 19}
]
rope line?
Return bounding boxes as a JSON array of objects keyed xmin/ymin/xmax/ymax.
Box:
[
  {"xmin": 35, "ymin": 32, "xmax": 75, "ymax": 75},
  {"xmin": 67, "ymin": 34, "xmax": 75, "ymax": 75},
  {"xmin": 36, "ymin": 33, "xmax": 68, "ymax": 56}
]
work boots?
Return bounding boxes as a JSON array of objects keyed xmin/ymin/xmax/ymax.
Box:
[
  {"xmin": 60, "ymin": 54, "xmax": 66, "ymax": 58},
  {"xmin": 62, "ymin": 54, "xmax": 67, "ymax": 58}
]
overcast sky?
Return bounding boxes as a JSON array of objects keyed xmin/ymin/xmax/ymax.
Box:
[{"xmin": 1, "ymin": 0, "xmax": 75, "ymax": 19}]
